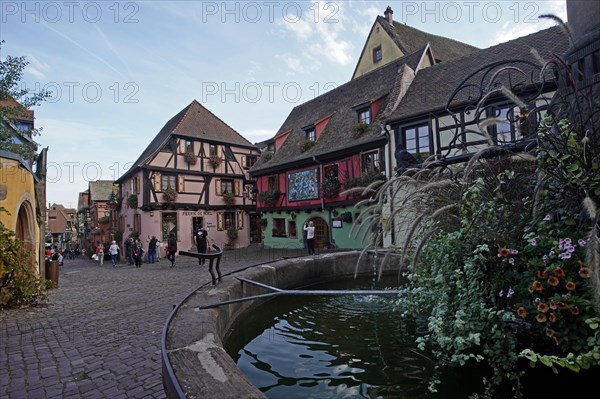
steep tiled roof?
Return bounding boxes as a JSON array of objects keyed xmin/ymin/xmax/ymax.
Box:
[
  {"xmin": 387, "ymin": 26, "xmax": 570, "ymax": 122},
  {"xmin": 125, "ymin": 100, "xmax": 254, "ymax": 176},
  {"xmin": 89, "ymin": 180, "xmax": 115, "ymax": 202},
  {"xmin": 0, "ymin": 97, "xmax": 34, "ymax": 122},
  {"xmin": 380, "ymin": 16, "xmax": 479, "ymax": 62},
  {"xmin": 250, "ymin": 54, "xmax": 418, "ymax": 174}
]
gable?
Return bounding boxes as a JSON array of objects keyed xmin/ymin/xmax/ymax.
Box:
[{"xmin": 352, "ymin": 20, "xmax": 404, "ymax": 79}]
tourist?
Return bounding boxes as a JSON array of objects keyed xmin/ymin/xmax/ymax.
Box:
[
  {"xmin": 167, "ymin": 233, "xmax": 177, "ymax": 268},
  {"xmin": 132, "ymin": 239, "xmax": 144, "ymax": 268},
  {"xmin": 96, "ymin": 241, "xmax": 105, "ymax": 265},
  {"xmin": 303, "ymin": 221, "xmax": 315, "ymax": 255},
  {"xmin": 109, "ymin": 240, "xmax": 119, "ymax": 267},
  {"xmin": 195, "ymin": 225, "xmax": 208, "ymax": 264},
  {"xmin": 148, "ymin": 235, "xmax": 158, "ymax": 264}
]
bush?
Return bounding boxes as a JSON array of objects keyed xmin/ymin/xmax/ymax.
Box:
[{"xmin": 0, "ymin": 220, "xmax": 47, "ymax": 308}]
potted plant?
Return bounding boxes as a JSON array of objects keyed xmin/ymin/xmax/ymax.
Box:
[
  {"xmin": 222, "ymin": 191, "xmax": 235, "ymax": 207},
  {"xmin": 352, "ymin": 122, "xmax": 370, "ymax": 137},
  {"xmin": 263, "ymin": 150, "xmax": 273, "ymax": 161},
  {"xmin": 127, "ymin": 194, "xmax": 138, "ymax": 209},
  {"xmin": 184, "ymin": 147, "xmax": 197, "ymax": 165},
  {"xmin": 162, "ymin": 187, "xmax": 178, "ymax": 202},
  {"xmin": 208, "ymin": 154, "xmax": 223, "ymax": 168},
  {"xmin": 226, "ymin": 226, "xmax": 238, "ymax": 247}
]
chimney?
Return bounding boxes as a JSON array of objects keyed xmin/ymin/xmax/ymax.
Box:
[{"xmin": 384, "ymin": 5, "xmax": 393, "ymax": 24}]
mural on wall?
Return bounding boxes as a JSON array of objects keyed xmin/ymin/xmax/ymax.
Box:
[{"xmin": 288, "ymin": 168, "xmax": 319, "ymax": 201}]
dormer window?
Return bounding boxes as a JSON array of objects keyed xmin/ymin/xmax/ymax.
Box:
[
  {"xmin": 358, "ymin": 107, "xmax": 371, "ymax": 124},
  {"xmin": 373, "ymin": 46, "xmax": 382, "ymax": 63},
  {"xmin": 306, "ymin": 127, "xmax": 316, "ymax": 141}
]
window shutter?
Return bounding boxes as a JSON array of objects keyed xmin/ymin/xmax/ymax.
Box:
[
  {"xmin": 217, "ymin": 212, "xmax": 224, "ymax": 231},
  {"xmin": 178, "ymin": 175, "xmax": 185, "ymax": 193},
  {"xmin": 153, "ymin": 172, "xmax": 161, "ymax": 192},
  {"xmin": 215, "ymin": 179, "xmax": 222, "ymax": 196},
  {"xmin": 234, "ymin": 180, "xmax": 240, "ymax": 196},
  {"xmin": 136, "ymin": 176, "xmax": 140, "ymax": 194},
  {"xmin": 178, "ymin": 139, "xmax": 186, "ymax": 153},
  {"xmin": 217, "ymin": 145, "xmax": 224, "ymax": 159},
  {"xmin": 242, "ymin": 156, "xmax": 247, "ymax": 168},
  {"xmin": 236, "ymin": 211, "xmax": 244, "ymax": 230}
]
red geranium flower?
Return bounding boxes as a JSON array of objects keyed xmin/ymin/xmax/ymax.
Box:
[
  {"xmin": 579, "ymin": 267, "xmax": 592, "ymax": 278},
  {"xmin": 556, "ymin": 301, "xmax": 569, "ymax": 310},
  {"xmin": 554, "ymin": 267, "xmax": 565, "ymax": 277},
  {"xmin": 565, "ymin": 281, "xmax": 576, "ymax": 291},
  {"xmin": 547, "ymin": 276, "xmax": 559, "ymax": 286},
  {"xmin": 516, "ymin": 307, "xmax": 527, "ymax": 318},
  {"xmin": 548, "ymin": 312, "xmax": 557, "ymax": 323},
  {"xmin": 546, "ymin": 328, "xmax": 555, "ymax": 337},
  {"xmin": 549, "ymin": 300, "xmax": 557, "ymax": 310}
]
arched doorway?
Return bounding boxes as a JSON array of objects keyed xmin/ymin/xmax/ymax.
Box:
[
  {"xmin": 308, "ymin": 217, "xmax": 328, "ymax": 249},
  {"xmin": 15, "ymin": 201, "xmax": 36, "ymax": 269}
]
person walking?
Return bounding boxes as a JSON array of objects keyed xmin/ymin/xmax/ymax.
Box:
[
  {"xmin": 125, "ymin": 237, "xmax": 134, "ymax": 265},
  {"xmin": 148, "ymin": 236, "xmax": 158, "ymax": 264},
  {"xmin": 303, "ymin": 221, "xmax": 315, "ymax": 255},
  {"xmin": 109, "ymin": 240, "xmax": 119, "ymax": 267},
  {"xmin": 167, "ymin": 233, "xmax": 177, "ymax": 268},
  {"xmin": 195, "ymin": 225, "xmax": 208, "ymax": 265},
  {"xmin": 132, "ymin": 239, "xmax": 144, "ymax": 268},
  {"xmin": 96, "ymin": 241, "xmax": 105, "ymax": 265}
]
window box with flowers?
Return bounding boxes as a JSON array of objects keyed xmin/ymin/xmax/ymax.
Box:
[
  {"xmin": 353, "ymin": 122, "xmax": 370, "ymax": 136},
  {"xmin": 127, "ymin": 194, "xmax": 138, "ymax": 209},
  {"xmin": 208, "ymin": 154, "xmax": 224, "ymax": 168},
  {"xmin": 300, "ymin": 140, "xmax": 316, "ymax": 153},
  {"xmin": 184, "ymin": 147, "xmax": 197, "ymax": 165},
  {"xmin": 222, "ymin": 191, "xmax": 235, "ymax": 207},
  {"xmin": 263, "ymin": 150, "xmax": 273, "ymax": 161},
  {"xmin": 226, "ymin": 226, "xmax": 238, "ymax": 243},
  {"xmin": 98, "ymin": 216, "xmax": 110, "ymax": 224},
  {"xmin": 162, "ymin": 187, "xmax": 178, "ymax": 202},
  {"xmin": 257, "ymin": 189, "xmax": 281, "ymax": 208}
]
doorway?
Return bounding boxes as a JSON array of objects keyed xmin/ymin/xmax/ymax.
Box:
[{"xmin": 308, "ymin": 217, "xmax": 328, "ymax": 249}]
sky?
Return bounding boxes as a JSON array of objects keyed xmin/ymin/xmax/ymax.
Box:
[{"xmin": 0, "ymin": 0, "xmax": 567, "ymax": 208}]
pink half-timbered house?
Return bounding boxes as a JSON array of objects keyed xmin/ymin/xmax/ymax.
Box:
[{"xmin": 115, "ymin": 100, "xmax": 260, "ymax": 252}]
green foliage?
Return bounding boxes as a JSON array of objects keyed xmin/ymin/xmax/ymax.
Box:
[
  {"xmin": 0, "ymin": 220, "xmax": 47, "ymax": 308},
  {"xmin": 127, "ymin": 194, "xmax": 138, "ymax": 208},
  {"xmin": 352, "ymin": 122, "xmax": 370, "ymax": 136},
  {"xmin": 321, "ymin": 174, "xmax": 341, "ymax": 198},
  {"xmin": 226, "ymin": 226, "xmax": 238, "ymax": 241},
  {"xmin": 0, "ymin": 41, "xmax": 51, "ymax": 160},
  {"xmin": 263, "ymin": 150, "xmax": 273, "ymax": 161},
  {"xmin": 162, "ymin": 187, "xmax": 177, "ymax": 202}
]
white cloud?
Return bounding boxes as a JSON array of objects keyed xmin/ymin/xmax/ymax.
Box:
[{"xmin": 25, "ymin": 54, "xmax": 50, "ymax": 80}]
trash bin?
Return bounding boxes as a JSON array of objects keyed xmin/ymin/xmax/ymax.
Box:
[{"xmin": 45, "ymin": 260, "xmax": 59, "ymax": 287}]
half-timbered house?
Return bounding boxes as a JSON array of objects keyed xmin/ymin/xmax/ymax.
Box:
[
  {"xmin": 249, "ymin": 6, "xmax": 479, "ymax": 250},
  {"xmin": 381, "ymin": 25, "xmax": 571, "ymax": 247},
  {"xmin": 115, "ymin": 100, "xmax": 260, "ymax": 252}
]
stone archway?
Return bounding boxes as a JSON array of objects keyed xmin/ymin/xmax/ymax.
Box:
[
  {"xmin": 308, "ymin": 217, "xmax": 328, "ymax": 249},
  {"xmin": 15, "ymin": 200, "xmax": 36, "ymax": 269}
]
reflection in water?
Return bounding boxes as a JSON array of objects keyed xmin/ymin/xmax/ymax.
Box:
[{"xmin": 225, "ymin": 276, "xmax": 436, "ymax": 399}]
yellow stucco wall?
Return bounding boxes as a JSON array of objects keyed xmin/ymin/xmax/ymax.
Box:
[
  {"xmin": 353, "ymin": 21, "xmax": 404, "ymax": 79},
  {"xmin": 0, "ymin": 156, "xmax": 40, "ymax": 273}
]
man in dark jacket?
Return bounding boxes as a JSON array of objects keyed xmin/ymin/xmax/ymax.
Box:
[{"xmin": 167, "ymin": 233, "xmax": 177, "ymax": 268}]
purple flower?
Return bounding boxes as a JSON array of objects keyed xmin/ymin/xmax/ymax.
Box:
[
  {"xmin": 543, "ymin": 214, "xmax": 552, "ymax": 221},
  {"xmin": 578, "ymin": 239, "xmax": 586, "ymax": 247},
  {"xmin": 499, "ymin": 289, "xmax": 504, "ymax": 297},
  {"xmin": 508, "ymin": 258, "xmax": 515, "ymax": 265},
  {"xmin": 507, "ymin": 288, "xmax": 514, "ymax": 298},
  {"xmin": 530, "ymin": 238, "xmax": 537, "ymax": 246}
]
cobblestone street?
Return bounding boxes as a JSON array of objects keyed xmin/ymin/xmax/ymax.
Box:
[{"xmin": 0, "ymin": 247, "xmax": 311, "ymax": 399}]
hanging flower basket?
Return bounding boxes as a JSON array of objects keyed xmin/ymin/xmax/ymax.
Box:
[
  {"xmin": 162, "ymin": 188, "xmax": 178, "ymax": 202},
  {"xmin": 209, "ymin": 154, "xmax": 223, "ymax": 168},
  {"xmin": 222, "ymin": 191, "xmax": 235, "ymax": 207},
  {"xmin": 184, "ymin": 148, "xmax": 197, "ymax": 165}
]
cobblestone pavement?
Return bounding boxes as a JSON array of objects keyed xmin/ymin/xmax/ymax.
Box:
[{"xmin": 0, "ymin": 246, "xmax": 314, "ymax": 399}]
